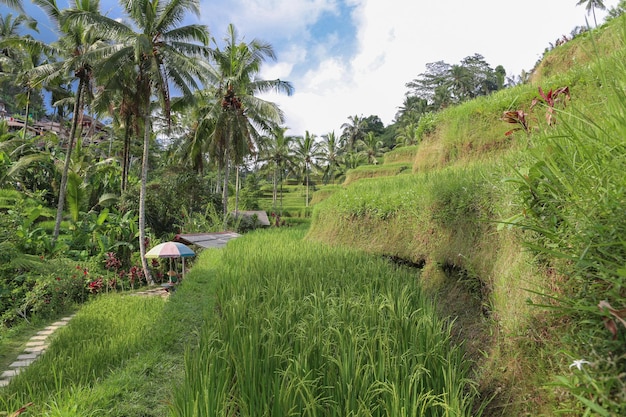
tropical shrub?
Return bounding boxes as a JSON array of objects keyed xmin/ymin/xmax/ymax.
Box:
[{"xmin": 120, "ymin": 169, "xmax": 220, "ymax": 237}]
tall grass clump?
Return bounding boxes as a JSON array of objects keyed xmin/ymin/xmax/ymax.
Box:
[
  {"xmin": 344, "ymin": 162, "xmax": 412, "ymax": 186},
  {"xmin": 171, "ymin": 227, "xmax": 483, "ymax": 416},
  {"xmin": 383, "ymin": 144, "xmax": 420, "ymax": 164},
  {"xmin": 506, "ymin": 36, "xmax": 626, "ymax": 415}
]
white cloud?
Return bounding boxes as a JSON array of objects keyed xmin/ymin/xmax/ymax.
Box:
[
  {"xmin": 201, "ymin": 0, "xmax": 620, "ymax": 137},
  {"xmin": 200, "ymin": 0, "xmax": 339, "ymax": 39}
]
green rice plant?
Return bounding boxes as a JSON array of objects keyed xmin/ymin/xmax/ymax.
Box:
[
  {"xmin": 343, "ymin": 162, "xmax": 412, "ymax": 185},
  {"xmin": 170, "ymin": 228, "xmax": 482, "ymax": 416}
]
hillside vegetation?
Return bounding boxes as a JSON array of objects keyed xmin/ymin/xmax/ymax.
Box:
[{"xmin": 307, "ymin": 15, "xmax": 626, "ymax": 417}]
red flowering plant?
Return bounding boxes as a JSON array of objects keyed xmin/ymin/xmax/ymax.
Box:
[
  {"xmin": 4, "ymin": 259, "xmax": 106, "ymax": 324},
  {"xmin": 104, "ymin": 252, "xmax": 123, "ymax": 292},
  {"xmin": 127, "ymin": 265, "xmax": 145, "ymax": 290},
  {"xmin": 87, "ymin": 277, "xmax": 103, "ymax": 294},
  {"xmin": 270, "ymin": 212, "xmax": 287, "ymax": 227},
  {"xmin": 150, "ymin": 258, "xmax": 165, "ymax": 283},
  {"xmin": 501, "ymin": 85, "xmax": 571, "ymax": 138},
  {"xmin": 530, "ymin": 86, "xmax": 570, "ymax": 126}
]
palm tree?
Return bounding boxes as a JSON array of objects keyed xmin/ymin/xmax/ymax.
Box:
[
  {"xmin": 174, "ymin": 90, "xmax": 217, "ymax": 176},
  {"xmin": 394, "ymin": 95, "xmax": 429, "ymax": 126},
  {"xmin": 356, "ymin": 131, "xmax": 387, "ymax": 165},
  {"xmin": 0, "ymin": 16, "xmax": 45, "ymax": 138},
  {"xmin": 319, "ymin": 130, "xmax": 342, "ymax": 184},
  {"xmin": 67, "ymin": 0, "xmax": 211, "ymax": 283},
  {"xmin": 293, "ymin": 130, "xmax": 322, "ymax": 207},
  {"xmin": 395, "ymin": 123, "xmax": 419, "ymax": 147},
  {"xmin": 0, "ymin": 13, "xmax": 37, "ymax": 57},
  {"xmin": 447, "ymin": 64, "xmax": 473, "ymax": 103},
  {"xmin": 201, "ymin": 23, "xmax": 293, "ymax": 226},
  {"xmin": 0, "ymin": 0, "xmax": 26, "ymax": 13},
  {"xmin": 340, "ymin": 114, "xmax": 367, "ymax": 152},
  {"xmin": 342, "ymin": 151, "xmax": 366, "ymax": 171},
  {"xmin": 577, "ymin": 0, "xmax": 607, "ymax": 27},
  {"xmin": 16, "ymin": 42, "xmax": 49, "ymax": 139},
  {"xmin": 17, "ymin": 0, "xmax": 109, "ymax": 244},
  {"xmin": 90, "ymin": 63, "xmax": 141, "ymax": 192},
  {"xmin": 257, "ymin": 126, "xmax": 295, "ymax": 215},
  {"xmin": 0, "ymin": 13, "xmax": 40, "ymax": 112}
]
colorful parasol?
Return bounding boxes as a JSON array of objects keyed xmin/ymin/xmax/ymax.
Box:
[{"xmin": 145, "ymin": 242, "xmax": 195, "ymax": 281}]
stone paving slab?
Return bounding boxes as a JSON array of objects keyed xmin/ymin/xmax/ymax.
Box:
[
  {"xmin": 1, "ymin": 369, "xmax": 20, "ymax": 378},
  {"xmin": 0, "ymin": 315, "xmax": 74, "ymax": 390},
  {"xmin": 10, "ymin": 360, "xmax": 34, "ymax": 367},
  {"xmin": 17, "ymin": 353, "xmax": 39, "ymax": 360},
  {"xmin": 24, "ymin": 345, "xmax": 46, "ymax": 354}
]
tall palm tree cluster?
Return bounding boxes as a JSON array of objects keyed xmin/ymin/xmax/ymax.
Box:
[
  {"xmin": 0, "ymin": 0, "xmax": 293, "ymax": 282},
  {"xmin": 255, "ymin": 119, "xmax": 388, "ymax": 215}
]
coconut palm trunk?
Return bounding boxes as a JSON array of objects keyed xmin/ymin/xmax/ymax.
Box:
[
  {"xmin": 222, "ymin": 149, "xmax": 230, "ymax": 229},
  {"xmin": 121, "ymin": 116, "xmax": 132, "ymax": 192},
  {"xmin": 52, "ymin": 77, "xmax": 84, "ymax": 243},
  {"xmin": 22, "ymin": 90, "xmax": 30, "ymax": 139},
  {"xmin": 138, "ymin": 104, "xmax": 153, "ymax": 285},
  {"xmin": 235, "ymin": 165, "xmax": 240, "ymax": 214}
]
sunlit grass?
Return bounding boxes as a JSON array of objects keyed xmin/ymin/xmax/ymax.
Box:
[
  {"xmin": 0, "ymin": 256, "xmax": 218, "ymax": 416},
  {"xmin": 171, "ymin": 228, "xmax": 481, "ymax": 416}
]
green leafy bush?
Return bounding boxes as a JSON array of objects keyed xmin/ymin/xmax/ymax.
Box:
[{"xmin": 25, "ymin": 271, "xmax": 89, "ymax": 318}]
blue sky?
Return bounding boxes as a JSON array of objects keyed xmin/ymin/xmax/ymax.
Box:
[{"xmin": 5, "ymin": 0, "xmax": 620, "ymax": 136}]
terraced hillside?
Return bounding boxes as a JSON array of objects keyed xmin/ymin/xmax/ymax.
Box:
[{"xmin": 307, "ymin": 15, "xmax": 626, "ymax": 417}]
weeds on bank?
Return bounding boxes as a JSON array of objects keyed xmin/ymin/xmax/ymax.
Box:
[{"xmin": 505, "ymin": 48, "xmax": 626, "ymax": 415}]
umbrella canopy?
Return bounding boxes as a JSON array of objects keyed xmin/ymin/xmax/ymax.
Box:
[
  {"xmin": 145, "ymin": 242, "xmax": 195, "ymax": 283},
  {"xmin": 145, "ymin": 242, "xmax": 195, "ymax": 258}
]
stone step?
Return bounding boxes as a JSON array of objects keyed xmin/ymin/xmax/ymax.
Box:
[
  {"xmin": 23, "ymin": 345, "xmax": 46, "ymax": 354},
  {"xmin": 0, "ymin": 315, "xmax": 75, "ymax": 388},
  {"xmin": 17, "ymin": 353, "xmax": 39, "ymax": 360},
  {"xmin": 10, "ymin": 359, "xmax": 35, "ymax": 368},
  {"xmin": 1, "ymin": 369, "xmax": 20, "ymax": 378}
]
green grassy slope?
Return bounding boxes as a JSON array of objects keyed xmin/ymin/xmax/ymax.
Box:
[{"xmin": 307, "ymin": 15, "xmax": 626, "ymax": 417}]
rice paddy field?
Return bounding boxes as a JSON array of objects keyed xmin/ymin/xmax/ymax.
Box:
[
  {"xmin": 171, "ymin": 226, "xmax": 481, "ymax": 417},
  {"xmin": 0, "ymin": 226, "xmax": 483, "ymax": 416}
]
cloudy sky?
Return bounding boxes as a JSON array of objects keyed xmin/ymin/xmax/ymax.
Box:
[
  {"xmin": 12, "ymin": 0, "xmax": 621, "ymax": 137},
  {"xmin": 190, "ymin": 0, "xmax": 619, "ymax": 137}
]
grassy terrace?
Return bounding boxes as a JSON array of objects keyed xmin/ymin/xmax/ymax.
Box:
[{"xmin": 306, "ymin": 14, "xmax": 626, "ymax": 417}]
